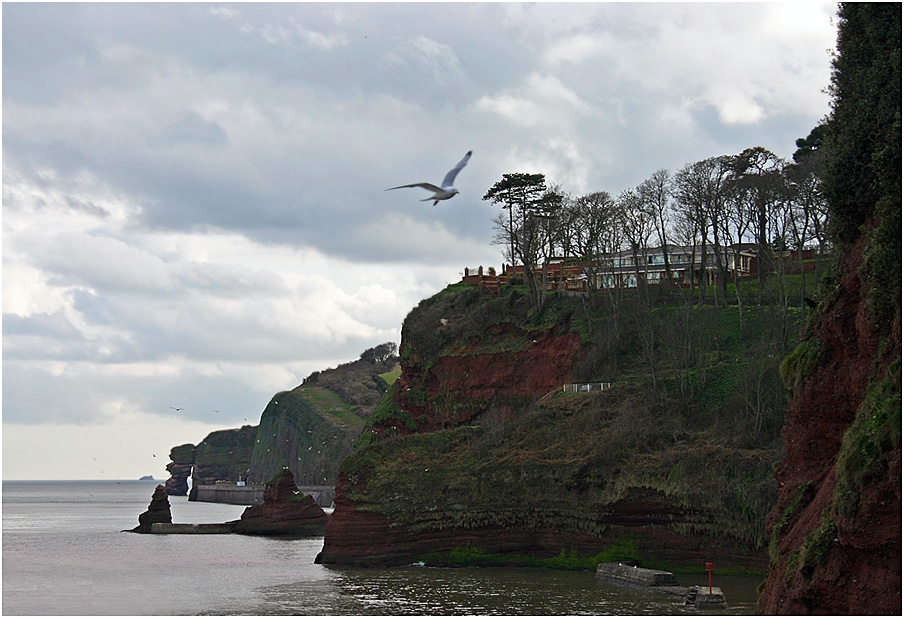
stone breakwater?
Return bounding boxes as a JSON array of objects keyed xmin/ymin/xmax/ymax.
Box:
[{"xmin": 131, "ymin": 470, "xmax": 327, "ymax": 537}]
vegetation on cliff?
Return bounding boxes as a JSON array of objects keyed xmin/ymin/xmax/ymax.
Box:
[
  {"xmin": 165, "ymin": 347, "xmax": 399, "ymax": 491},
  {"xmin": 332, "ymin": 278, "xmax": 801, "ymax": 570},
  {"xmin": 756, "ymin": 4, "xmax": 901, "ymax": 614},
  {"xmin": 192, "ymin": 425, "xmax": 258, "ymax": 483},
  {"xmin": 247, "ymin": 351, "xmax": 399, "ymax": 485},
  {"xmin": 164, "ymin": 426, "xmax": 258, "ymax": 496}
]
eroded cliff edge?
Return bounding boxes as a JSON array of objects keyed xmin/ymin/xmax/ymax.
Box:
[
  {"xmin": 318, "ymin": 284, "xmax": 791, "ymax": 571},
  {"xmin": 756, "ymin": 4, "xmax": 901, "ymax": 614}
]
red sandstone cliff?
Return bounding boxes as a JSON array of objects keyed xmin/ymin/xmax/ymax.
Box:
[
  {"xmin": 755, "ymin": 225, "xmax": 901, "ymax": 614},
  {"xmin": 756, "ymin": 4, "xmax": 901, "ymax": 613},
  {"xmin": 368, "ymin": 321, "xmax": 582, "ymax": 440}
]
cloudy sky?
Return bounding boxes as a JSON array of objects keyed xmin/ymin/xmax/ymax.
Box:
[{"xmin": 3, "ymin": 2, "xmax": 837, "ymax": 480}]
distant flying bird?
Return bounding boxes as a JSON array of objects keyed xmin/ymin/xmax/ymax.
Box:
[
  {"xmin": 386, "ymin": 151, "xmax": 472, "ymax": 205},
  {"xmin": 169, "ymin": 407, "xmax": 185, "ymax": 412}
]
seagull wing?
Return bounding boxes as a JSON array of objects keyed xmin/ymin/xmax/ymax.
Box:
[
  {"xmin": 440, "ymin": 151, "xmax": 472, "ymax": 190},
  {"xmin": 386, "ymin": 182, "xmax": 443, "ymax": 193}
]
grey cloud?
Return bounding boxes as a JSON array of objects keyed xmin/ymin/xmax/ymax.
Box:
[
  {"xmin": 1, "ymin": 361, "xmax": 276, "ymax": 426},
  {"xmin": 152, "ymin": 111, "xmax": 230, "ymax": 148},
  {"xmin": 2, "ymin": 364, "xmax": 114, "ymax": 425},
  {"xmin": 3, "ymin": 2, "xmax": 837, "ymax": 441}
]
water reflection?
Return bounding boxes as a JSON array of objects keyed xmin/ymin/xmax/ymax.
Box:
[{"xmin": 241, "ymin": 565, "xmax": 761, "ymax": 616}]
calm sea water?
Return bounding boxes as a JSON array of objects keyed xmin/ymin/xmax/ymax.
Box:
[{"xmin": 3, "ymin": 480, "xmax": 763, "ymax": 615}]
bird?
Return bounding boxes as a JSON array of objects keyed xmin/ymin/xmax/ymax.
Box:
[
  {"xmin": 386, "ymin": 150, "xmax": 472, "ymax": 205},
  {"xmin": 169, "ymin": 406, "xmax": 185, "ymax": 412}
]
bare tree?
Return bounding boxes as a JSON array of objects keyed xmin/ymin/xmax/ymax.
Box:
[
  {"xmin": 638, "ymin": 169, "xmax": 675, "ymax": 291},
  {"xmin": 673, "ymin": 157, "xmax": 731, "ymax": 305},
  {"xmin": 536, "ymin": 185, "xmax": 567, "ymax": 297},
  {"xmin": 723, "ymin": 167, "xmax": 756, "ymax": 334},
  {"xmin": 618, "ymin": 188, "xmax": 655, "ymax": 302},
  {"xmin": 569, "ymin": 191, "xmax": 617, "ymax": 297},
  {"xmin": 785, "ymin": 147, "xmax": 829, "ymax": 298}
]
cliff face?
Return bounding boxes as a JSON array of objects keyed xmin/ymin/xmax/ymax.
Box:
[
  {"xmin": 319, "ymin": 286, "xmax": 785, "ymax": 570},
  {"xmin": 756, "ymin": 4, "xmax": 901, "ymax": 613},
  {"xmin": 757, "ymin": 233, "xmax": 900, "ymax": 613},
  {"xmin": 165, "ymin": 354, "xmax": 398, "ymax": 493},
  {"xmin": 246, "ymin": 385, "xmax": 365, "ymax": 485},
  {"xmin": 164, "ymin": 426, "xmax": 258, "ymax": 497},
  {"xmin": 191, "ymin": 425, "xmax": 258, "ymax": 489}
]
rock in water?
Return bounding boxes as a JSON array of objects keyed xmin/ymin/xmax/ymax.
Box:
[
  {"xmin": 164, "ymin": 443, "xmax": 194, "ymax": 496},
  {"xmin": 233, "ymin": 468, "xmax": 328, "ymax": 536},
  {"xmin": 132, "ymin": 484, "xmax": 172, "ymax": 533}
]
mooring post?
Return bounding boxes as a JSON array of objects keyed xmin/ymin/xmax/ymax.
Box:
[{"xmin": 706, "ymin": 562, "xmax": 713, "ymax": 594}]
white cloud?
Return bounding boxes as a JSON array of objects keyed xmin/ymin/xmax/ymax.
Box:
[
  {"xmin": 477, "ymin": 72, "xmax": 592, "ymax": 128},
  {"xmin": 543, "ymin": 33, "xmax": 605, "ymax": 66},
  {"xmin": 210, "ymin": 6, "xmax": 348, "ymax": 52},
  {"xmin": 383, "ymin": 35, "xmax": 468, "ymax": 86}
]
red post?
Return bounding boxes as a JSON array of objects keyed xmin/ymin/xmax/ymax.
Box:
[{"xmin": 705, "ymin": 562, "xmax": 713, "ymax": 593}]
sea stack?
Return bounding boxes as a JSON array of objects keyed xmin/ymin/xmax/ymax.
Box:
[
  {"xmin": 233, "ymin": 468, "xmax": 328, "ymax": 536},
  {"xmin": 131, "ymin": 484, "xmax": 172, "ymax": 533}
]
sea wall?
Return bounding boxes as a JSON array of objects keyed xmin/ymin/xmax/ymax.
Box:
[{"xmin": 192, "ymin": 484, "xmax": 335, "ymax": 507}]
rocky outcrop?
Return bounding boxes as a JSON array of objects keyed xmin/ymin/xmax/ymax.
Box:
[
  {"xmin": 188, "ymin": 425, "xmax": 258, "ymax": 499},
  {"xmin": 233, "ymin": 468, "xmax": 328, "ymax": 536},
  {"xmin": 130, "ymin": 485, "xmax": 172, "ymax": 533},
  {"xmin": 164, "ymin": 443, "xmax": 194, "ymax": 496}
]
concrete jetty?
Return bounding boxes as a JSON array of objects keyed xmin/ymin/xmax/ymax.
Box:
[
  {"xmin": 595, "ymin": 562, "xmax": 728, "ymax": 609},
  {"xmin": 150, "ymin": 522, "xmax": 237, "ymax": 534}
]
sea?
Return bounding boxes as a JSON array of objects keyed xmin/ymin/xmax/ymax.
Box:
[{"xmin": 3, "ymin": 480, "xmax": 764, "ymax": 616}]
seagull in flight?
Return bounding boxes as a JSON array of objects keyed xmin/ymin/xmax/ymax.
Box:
[{"xmin": 387, "ymin": 151, "xmax": 472, "ymax": 206}]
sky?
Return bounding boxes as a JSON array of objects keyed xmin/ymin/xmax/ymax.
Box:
[{"xmin": 2, "ymin": 2, "xmax": 838, "ymax": 480}]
